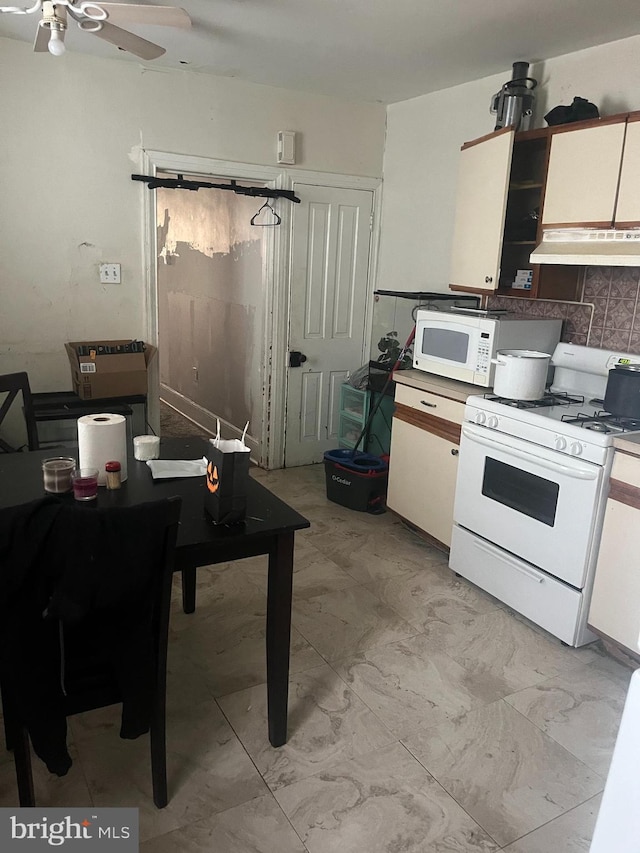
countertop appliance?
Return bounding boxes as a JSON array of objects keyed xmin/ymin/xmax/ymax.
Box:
[
  {"xmin": 490, "ymin": 61, "xmax": 537, "ymax": 132},
  {"xmin": 449, "ymin": 343, "xmax": 640, "ymax": 647},
  {"xmin": 413, "ymin": 308, "xmax": 562, "ymax": 387},
  {"xmin": 590, "ymin": 643, "xmax": 640, "ymax": 852}
]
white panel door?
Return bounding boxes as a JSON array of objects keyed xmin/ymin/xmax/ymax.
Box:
[{"xmin": 285, "ymin": 184, "xmax": 373, "ymax": 467}]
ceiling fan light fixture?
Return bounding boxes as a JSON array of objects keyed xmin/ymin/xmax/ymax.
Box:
[
  {"xmin": 47, "ymin": 23, "xmax": 65, "ymax": 54},
  {"xmin": 2, "ymin": 1, "xmax": 192, "ymax": 59}
]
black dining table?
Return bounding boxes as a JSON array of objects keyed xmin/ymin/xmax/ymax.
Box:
[{"xmin": 0, "ymin": 437, "xmax": 310, "ymax": 747}]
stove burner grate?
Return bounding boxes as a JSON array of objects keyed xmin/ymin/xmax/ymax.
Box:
[
  {"xmin": 484, "ymin": 391, "xmax": 584, "ymax": 409},
  {"xmin": 561, "ymin": 411, "xmax": 640, "ymax": 433}
]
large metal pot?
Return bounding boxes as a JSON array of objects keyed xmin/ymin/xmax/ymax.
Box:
[
  {"xmin": 604, "ymin": 365, "xmax": 640, "ymax": 419},
  {"xmin": 491, "ymin": 349, "xmax": 551, "ymax": 400}
]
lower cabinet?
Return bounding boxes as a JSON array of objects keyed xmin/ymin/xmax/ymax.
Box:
[
  {"xmin": 387, "ymin": 383, "xmax": 463, "ymax": 548},
  {"xmin": 588, "ymin": 448, "xmax": 640, "ymax": 655}
]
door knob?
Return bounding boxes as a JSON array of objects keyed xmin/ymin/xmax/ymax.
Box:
[{"xmin": 289, "ymin": 351, "xmax": 308, "ymax": 368}]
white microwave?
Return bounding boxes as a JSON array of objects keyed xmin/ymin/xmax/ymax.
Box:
[{"xmin": 413, "ymin": 310, "xmax": 562, "ymax": 387}]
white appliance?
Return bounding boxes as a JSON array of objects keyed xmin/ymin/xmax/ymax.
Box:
[
  {"xmin": 590, "ymin": 651, "xmax": 640, "ymax": 852},
  {"xmin": 413, "ymin": 309, "xmax": 562, "ymax": 387},
  {"xmin": 449, "ymin": 343, "xmax": 640, "ymax": 647}
]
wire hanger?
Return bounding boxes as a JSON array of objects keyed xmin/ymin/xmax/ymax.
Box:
[{"xmin": 250, "ymin": 200, "xmax": 282, "ymax": 227}]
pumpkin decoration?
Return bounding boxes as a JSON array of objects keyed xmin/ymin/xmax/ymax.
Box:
[{"xmin": 206, "ymin": 461, "xmax": 220, "ymax": 494}]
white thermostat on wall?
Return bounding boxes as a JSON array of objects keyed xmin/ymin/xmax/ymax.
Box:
[{"xmin": 277, "ymin": 130, "xmax": 296, "ymax": 165}]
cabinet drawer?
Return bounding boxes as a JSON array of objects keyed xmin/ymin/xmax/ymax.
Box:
[
  {"xmin": 340, "ymin": 385, "xmax": 369, "ymax": 421},
  {"xmin": 395, "ymin": 384, "xmax": 465, "ymax": 425},
  {"xmin": 450, "ymin": 525, "xmax": 587, "ymax": 646},
  {"xmin": 338, "ymin": 413, "xmax": 364, "ymax": 448}
]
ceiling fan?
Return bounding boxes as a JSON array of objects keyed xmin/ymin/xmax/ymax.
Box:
[{"xmin": 0, "ymin": 1, "xmax": 191, "ymax": 58}]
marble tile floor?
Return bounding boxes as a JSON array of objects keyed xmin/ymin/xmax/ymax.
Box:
[{"xmin": 0, "ymin": 462, "xmax": 634, "ymax": 852}]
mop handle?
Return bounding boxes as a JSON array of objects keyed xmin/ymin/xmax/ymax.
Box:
[{"xmin": 352, "ymin": 324, "xmax": 416, "ymax": 455}]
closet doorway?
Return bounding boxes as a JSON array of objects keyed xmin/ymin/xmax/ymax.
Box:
[{"xmin": 155, "ymin": 172, "xmax": 271, "ymax": 461}]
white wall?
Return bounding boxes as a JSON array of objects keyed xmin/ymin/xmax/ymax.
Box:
[
  {"xmin": 377, "ymin": 34, "xmax": 640, "ymax": 294},
  {"xmin": 0, "ymin": 37, "xmax": 386, "ymax": 392}
]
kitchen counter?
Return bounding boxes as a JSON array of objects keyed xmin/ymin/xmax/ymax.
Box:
[
  {"xmin": 387, "ymin": 370, "xmax": 478, "ymax": 549},
  {"xmin": 613, "ymin": 434, "xmax": 640, "ymax": 457},
  {"xmin": 392, "ymin": 369, "xmax": 480, "ymax": 403}
]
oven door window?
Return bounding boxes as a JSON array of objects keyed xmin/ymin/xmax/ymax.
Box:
[{"xmin": 482, "ymin": 457, "xmax": 559, "ymax": 527}]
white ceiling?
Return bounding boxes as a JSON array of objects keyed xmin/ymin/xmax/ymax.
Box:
[{"xmin": 2, "ymin": 0, "xmax": 640, "ymax": 103}]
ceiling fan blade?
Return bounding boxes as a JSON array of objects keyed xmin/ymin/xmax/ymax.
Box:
[
  {"xmin": 89, "ymin": 20, "xmax": 166, "ymax": 59},
  {"xmin": 98, "ymin": 4, "xmax": 191, "ymax": 29},
  {"xmin": 33, "ymin": 23, "xmax": 49, "ymax": 52}
]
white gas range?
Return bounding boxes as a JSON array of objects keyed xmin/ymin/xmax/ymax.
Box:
[{"xmin": 449, "ymin": 343, "xmax": 640, "ymax": 647}]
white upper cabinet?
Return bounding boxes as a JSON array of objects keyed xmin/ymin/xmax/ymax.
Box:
[
  {"xmin": 541, "ymin": 120, "xmax": 626, "ymax": 227},
  {"xmin": 449, "ymin": 128, "xmax": 514, "ymax": 292},
  {"xmin": 614, "ymin": 116, "xmax": 640, "ymax": 226}
]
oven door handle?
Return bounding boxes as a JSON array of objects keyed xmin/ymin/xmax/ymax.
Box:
[
  {"xmin": 473, "ymin": 538, "xmax": 544, "ymax": 583},
  {"xmin": 461, "ymin": 424, "xmax": 599, "ymax": 480}
]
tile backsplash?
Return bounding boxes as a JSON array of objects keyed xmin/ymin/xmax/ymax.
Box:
[{"xmin": 487, "ymin": 267, "xmax": 640, "ymax": 354}]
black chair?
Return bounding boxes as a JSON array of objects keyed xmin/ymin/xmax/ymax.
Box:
[
  {"xmin": 0, "ymin": 372, "xmax": 39, "ymax": 452},
  {"xmin": 0, "ymin": 496, "xmax": 181, "ymax": 808}
]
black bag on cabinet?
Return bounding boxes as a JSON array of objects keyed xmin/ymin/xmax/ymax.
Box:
[{"xmin": 545, "ymin": 97, "xmax": 600, "ymax": 126}]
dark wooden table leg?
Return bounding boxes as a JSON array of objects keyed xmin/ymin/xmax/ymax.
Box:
[
  {"xmin": 266, "ymin": 531, "xmax": 294, "ymax": 747},
  {"xmin": 181, "ymin": 567, "xmax": 196, "ymax": 614}
]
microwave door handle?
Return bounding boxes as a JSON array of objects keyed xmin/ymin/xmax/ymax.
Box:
[
  {"xmin": 461, "ymin": 424, "xmax": 599, "ymax": 481},
  {"xmin": 473, "ymin": 539, "xmax": 544, "ymax": 583}
]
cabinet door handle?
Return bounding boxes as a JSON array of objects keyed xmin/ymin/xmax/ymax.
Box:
[
  {"xmin": 451, "ymin": 448, "xmax": 459, "ymax": 456},
  {"xmin": 421, "ymin": 400, "xmax": 437, "ymax": 408},
  {"xmin": 485, "ymin": 275, "xmax": 493, "ymax": 284}
]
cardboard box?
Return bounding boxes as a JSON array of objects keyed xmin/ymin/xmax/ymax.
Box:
[{"xmin": 65, "ymin": 340, "xmax": 157, "ymax": 400}]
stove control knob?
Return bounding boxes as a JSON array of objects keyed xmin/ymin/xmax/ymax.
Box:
[
  {"xmin": 475, "ymin": 412, "xmax": 486, "ymax": 425},
  {"xmin": 487, "ymin": 415, "xmax": 499, "ymax": 429},
  {"xmin": 554, "ymin": 436, "xmax": 567, "ymax": 451},
  {"xmin": 570, "ymin": 442, "xmax": 583, "ymax": 456}
]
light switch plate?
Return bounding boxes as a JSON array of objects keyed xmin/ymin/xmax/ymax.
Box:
[{"xmin": 99, "ymin": 263, "xmax": 121, "ymax": 284}]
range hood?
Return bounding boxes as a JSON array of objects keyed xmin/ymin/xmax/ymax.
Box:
[{"xmin": 531, "ymin": 229, "xmax": 640, "ymax": 266}]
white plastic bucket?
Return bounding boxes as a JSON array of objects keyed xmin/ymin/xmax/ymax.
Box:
[{"xmin": 491, "ymin": 349, "xmax": 551, "ymax": 400}]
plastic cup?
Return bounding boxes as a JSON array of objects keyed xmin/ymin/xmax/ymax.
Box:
[
  {"xmin": 133, "ymin": 434, "xmax": 161, "ymax": 461},
  {"xmin": 42, "ymin": 457, "xmax": 76, "ymax": 494},
  {"xmin": 71, "ymin": 468, "xmax": 99, "ymax": 501}
]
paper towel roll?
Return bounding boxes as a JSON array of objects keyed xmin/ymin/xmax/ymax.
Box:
[{"xmin": 78, "ymin": 413, "xmax": 128, "ymax": 486}]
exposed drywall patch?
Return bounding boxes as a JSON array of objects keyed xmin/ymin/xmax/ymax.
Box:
[
  {"xmin": 156, "ymin": 187, "xmax": 265, "ymax": 441},
  {"xmin": 128, "ymin": 143, "xmax": 143, "ymax": 164},
  {"xmin": 156, "ymin": 182, "xmax": 263, "ymax": 260}
]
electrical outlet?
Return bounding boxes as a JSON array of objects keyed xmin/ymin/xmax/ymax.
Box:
[{"xmin": 99, "ymin": 263, "xmax": 121, "ymax": 284}]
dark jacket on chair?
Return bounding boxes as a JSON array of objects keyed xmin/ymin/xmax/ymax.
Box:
[{"xmin": 0, "ymin": 497, "xmax": 172, "ymax": 776}]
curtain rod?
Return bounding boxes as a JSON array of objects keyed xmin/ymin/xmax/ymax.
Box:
[{"xmin": 131, "ymin": 174, "xmax": 300, "ymax": 203}]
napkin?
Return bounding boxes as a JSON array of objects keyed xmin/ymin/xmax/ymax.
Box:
[{"xmin": 146, "ymin": 457, "xmax": 208, "ymax": 480}]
